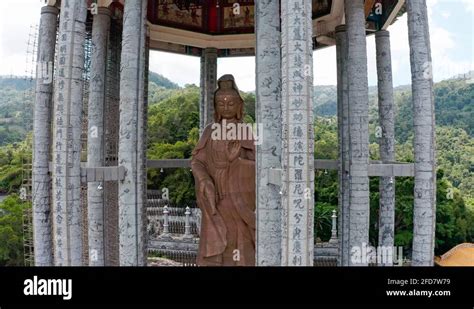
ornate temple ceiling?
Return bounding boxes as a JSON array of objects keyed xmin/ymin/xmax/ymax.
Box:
[
  {"xmin": 140, "ymin": 0, "xmax": 405, "ymax": 57},
  {"xmin": 147, "ymin": 0, "xmax": 333, "ymax": 35}
]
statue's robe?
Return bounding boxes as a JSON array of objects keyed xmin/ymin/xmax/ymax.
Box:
[{"xmin": 191, "ymin": 123, "xmax": 256, "ymax": 266}]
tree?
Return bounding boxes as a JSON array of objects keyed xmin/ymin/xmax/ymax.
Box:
[
  {"xmin": 147, "ymin": 129, "xmax": 198, "ymax": 206},
  {"xmin": 0, "ymin": 194, "xmax": 30, "ymax": 266},
  {"xmin": 147, "ymin": 85, "xmax": 199, "ymax": 145},
  {"xmin": 0, "ymin": 136, "xmax": 31, "ymax": 194}
]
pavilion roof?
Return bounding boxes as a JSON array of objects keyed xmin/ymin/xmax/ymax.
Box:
[
  {"xmin": 435, "ymin": 243, "xmax": 474, "ymax": 267},
  {"xmin": 140, "ymin": 0, "xmax": 405, "ymax": 57}
]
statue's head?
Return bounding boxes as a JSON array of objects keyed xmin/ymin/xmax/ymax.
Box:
[{"xmin": 214, "ymin": 74, "xmax": 244, "ymax": 123}]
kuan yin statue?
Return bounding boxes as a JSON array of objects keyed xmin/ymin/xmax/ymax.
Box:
[{"xmin": 191, "ymin": 74, "xmax": 256, "ymax": 266}]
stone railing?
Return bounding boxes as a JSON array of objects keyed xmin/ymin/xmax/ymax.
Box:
[
  {"xmin": 147, "ymin": 205, "xmax": 201, "ymax": 237},
  {"xmin": 146, "ymin": 197, "xmax": 340, "ymax": 266},
  {"xmin": 146, "ymin": 191, "xmax": 201, "ymax": 266}
]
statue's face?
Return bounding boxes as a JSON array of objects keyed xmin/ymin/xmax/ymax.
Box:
[{"xmin": 215, "ymin": 92, "xmax": 241, "ymax": 120}]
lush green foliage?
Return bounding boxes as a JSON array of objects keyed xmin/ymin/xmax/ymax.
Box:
[
  {"xmin": 0, "ymin": 194, "xmax": 30, "ymax": 266},
  {"xmin": 0, "ymin": 73, "xmax": 178, "ymax": 146},
  {"xmin": 434, "ymin": 127, "xmax": 474, "ymax": 198},
  {"xmin": 0, "ymin": 135, "xmax": 31, "ymax": 194},
  {"xmin": 147, "ymin": 137, "xmax": 198, "ymax": 206},
  {"xmin": 148, "ymin": 85, "xmax": 200, "ymax": 145},
  {"xmin": 310, "ymin": 114, "xmax": 474, "ymax": 254},
  {"xmin": 0, "ymin": 78, "xmax": 34, "ymax": 145},
  {"xmin": 393, "ymin": 79, "xmax": 474, "ymax": 142}
]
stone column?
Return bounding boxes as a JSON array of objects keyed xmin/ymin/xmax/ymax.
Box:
[
  {"xmin": 335, "ymin": 24, "xmax": 350, "ymax": 266},
  {"xmin": 407, "ymin": 0, "xmax": 437, "ymax": 266},
  {"xmin": 52, "ymin": 0, "xmax": 88, "ymax": 266},
  {"xmin": 345, "ymin": 0, "xmax": 370, "ymax": 266},
  {"xmin": 141, "ymin": 26, "xmax": 151, "ymax": 263},
  {"xmin": 32, "ymin": 5, "xmax": 58, "ymax": 266},
  {"xmin": 375, "ymin": 30, "xmax": 395, "ymax": 266},
  {"xmin": 118, "ymin": 0, "xmax": 147, "ymax": 266},
  {"xmin": 255, "ymin": 0, "xmax": 282, "ymax": 266},
  {"xmin": 199, "ymin": 48, "xmax": 218, "ymax": 131},
  {"xmin": 87, "ymin": 7, "xmax": 111, "ymax": 266},
  {"xmin": 281, "ymin": 0, "xmax": 314, "ymax": 266},
  {"xmin": 103, "ymin": 16, "xmax": 122, "ymax": 266}
]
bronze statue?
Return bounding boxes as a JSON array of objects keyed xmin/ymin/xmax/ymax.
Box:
[{"xmin": 191, "ymin": 74, "xmax": 256, "ymax": 266}]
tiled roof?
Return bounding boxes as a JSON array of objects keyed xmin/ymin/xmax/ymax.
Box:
[{"xmin": 435, "ymin": 243, "xmax": 474, "ymax": 266}]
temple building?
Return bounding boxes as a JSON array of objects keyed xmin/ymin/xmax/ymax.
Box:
[{"xmin": 31, "ymin": 0, "xmax": 436, "ymax": 266}]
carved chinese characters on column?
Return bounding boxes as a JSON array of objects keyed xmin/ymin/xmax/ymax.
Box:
[
  {"xmin": 281, "ymin": 0, "xmax": 314, "ymax": 266},
  {"xmin": 255, "ymin": 0, "xmax": 282, "ymax": 266},
  {"xmin": 53, "ymin": 0, "xmax": 87, "ymax": 266},
  {"xmin": 54, "ymin": 3, "xmax": 71, "ymax": 265}
]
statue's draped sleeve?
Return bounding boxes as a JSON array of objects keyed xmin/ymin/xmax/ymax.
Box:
[
  {"xmin": 191, "ymin": 125, "xmax": 227, "ymax": 257},
  {"xmin": 228, "ymin": 134, "xmax": 256, "ymax": 242}
]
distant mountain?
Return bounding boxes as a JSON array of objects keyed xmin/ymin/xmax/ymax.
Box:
[
  {"xmin": 0, "ymin": 77, "xmax": 35, "ymax": 91},
  {"xmin": 450, "ymin": 70, "xmax": 473, "ymax": 82},
  {"xmin": 312, "ymin": 75, "xmax": 474, "ymax": 141},
  {"xmin": 0, "ymin": 71, "xmax": 179, "ymax": 145},
  {"xmin": 313, "ymin": 85, "xmax": 337, "ymax": 116},
  {"xmin": 394, "ymin": 76, "xmax": 473, "ymax": 141},
  {"xmin": 0, "ymin": 71, "xmax": 179, "ymax": 92},
  {"xmin": 313, "ymin": 85, "xmax": 380, "ymax": 117},
  {"xmin": 148, "ymin": 71, "xmax": 180, "ymax": 89}
]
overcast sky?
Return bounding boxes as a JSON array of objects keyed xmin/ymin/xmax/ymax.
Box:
[{"xmin": 0, "ymin": 0, "xmax": 472, "ymax": 91}]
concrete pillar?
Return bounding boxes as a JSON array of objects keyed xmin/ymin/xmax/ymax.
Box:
[
  {"xmin": 375, "ymin": 30, "xmax": 396, "ymax": 266},
  {"xmin": 103, "ymin": 16, "xmax": 122, "ymax": 266},
  {"xmin": 345, "ymin": 0, "xmax": 370, "ymax": 266},
  {"xmin": 255, "ymin": 0, "xmax": 282, "ymax": 266},
  {"xmin": 407, "ymin": 0, "xmax": 437, "ymax": 266},
  {"xmin": 199, "ymin": 48, "xmax": 218, "ymax": 131},
  {"xmin": 32, "ymin": 5, "xmax": 58, "ymax": 266},
  {"xmin": 52, "ymin": 0, "xmax": 88, "ymax": 266},
  {"xmin": 335, "ymin": 24, "xmax": 350, "ymax": 266},
  {"xmin": 118, "ymin": 0, "xmax": 147, "ymax": 266},
  {"xmin": 141, "ymin": 25, "xmax": 151, "ymax": 262},
  {"xmin": 280, "ymin": 0, "xmax": 314, "ymax": 266},
  {"xmin": 87, "ymin": 7, "xmax": 111, "ymax": 266}
]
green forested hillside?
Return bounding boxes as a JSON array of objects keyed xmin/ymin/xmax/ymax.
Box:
[
  {"xmin": 149, "ymin": 71, "xmax": 180, "ymax": 90},
  {"xmin": 393, "ymin": 78, "xmax": 474, "ymax": 142},
  {"xmin": 312, "ymin": 77, "xmax": 474, "ymax": 140},
  {"xmin": 320, "ymin": 77, "xmax": 474, "ymax": 199},
  {"xmin": 0, "ymin": 78, "xmax": 34, "ymax": 145},
  {"xmin": 0, "ymin": 72, "xmax": 179, "ymax": 146}
]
